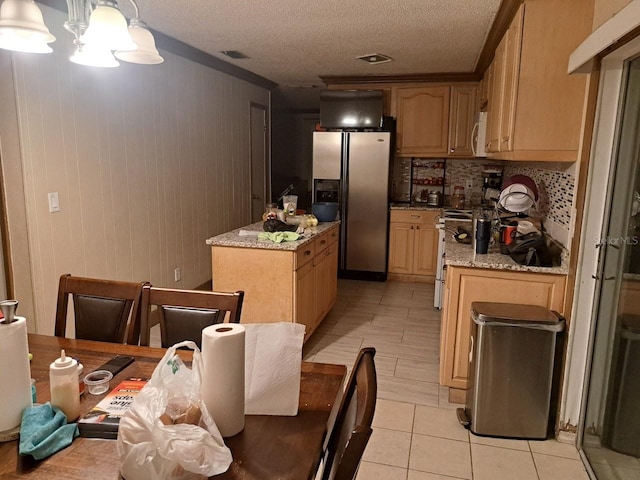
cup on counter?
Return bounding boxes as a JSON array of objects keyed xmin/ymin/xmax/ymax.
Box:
[{"xmin": 475, "ymin": 218, "xmax": 491, "ymax": 254}]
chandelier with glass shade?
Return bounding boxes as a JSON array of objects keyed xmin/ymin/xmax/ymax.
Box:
[{"xmin": 0, "ymin": 0, "xmax": 163, "ymax": 67}]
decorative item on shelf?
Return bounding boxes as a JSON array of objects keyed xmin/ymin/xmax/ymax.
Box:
[{"xmin": 0, "ymin": 0, "xmax": 163, "ymax": 66}]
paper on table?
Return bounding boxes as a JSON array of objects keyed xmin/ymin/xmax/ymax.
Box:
[{"xmin": 243, "ymin": 323, "xmax": 305, "ymax": 416}]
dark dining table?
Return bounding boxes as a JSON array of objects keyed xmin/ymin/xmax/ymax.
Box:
[{"xmin": 0, "ymin": 334, "xmax": 346, "ymax": 480}]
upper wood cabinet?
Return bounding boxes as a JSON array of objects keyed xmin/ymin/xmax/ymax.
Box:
[
  {"xmin": 448, "ymin": 85, "xmax": 478, "ymax": 157},
  {"xmin": 484, "ymin": 0, "xmax": 592, "ymax": 162},
  {"xmin": 396, "ymin": 86, "xmax": 450, "ymax": 156}
]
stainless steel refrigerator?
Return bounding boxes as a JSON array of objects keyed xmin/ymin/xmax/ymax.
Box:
[{"xmin": 312, "ymin": 131, "xmax": 391, "ymax": 280}]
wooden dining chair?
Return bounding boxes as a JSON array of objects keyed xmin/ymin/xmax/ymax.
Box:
[
  {"xmin": 55, "ymin": 274, "xmax": 147, "ymax": 344},
  {"xmin": 139, "ymin": 286, "xmax": 244, "ymax": 348},
  {"xmin": 321, "ymin": 347, "xmax": 377, "ymax": 480}
]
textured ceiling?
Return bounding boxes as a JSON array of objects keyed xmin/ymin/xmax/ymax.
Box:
[{"xmin": 119, "ymin": 0, "xmax": 501, "ymax": 107}]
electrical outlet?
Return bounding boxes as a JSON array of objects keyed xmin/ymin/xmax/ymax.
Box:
[
  {"xmin": 48, "ymin": 192, "xmax": 60, "ymax": 213},
  {"xmin": 174, "ymin": 267, "xmax": 181, "ymax": 282}
]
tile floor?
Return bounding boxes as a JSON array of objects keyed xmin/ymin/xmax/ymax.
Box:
[{"xmin": 302, "ymin": 279, "xmax": 591, "ymax": 480}]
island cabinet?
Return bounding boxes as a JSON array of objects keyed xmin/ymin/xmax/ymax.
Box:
[
  {"xmin": 388, "ymin": 209, "xmax": 439, "ymax": 281},
  {"xmin": 484, "ymin": 0, "xmax": 592, "ymax": 162},
  {"xmin": 211, "ymin": 223, "xmax": 339, "ymax": 342},
  {"xmin": 439, "ymin": 265, "xmax": 566, "ymax": 402}
]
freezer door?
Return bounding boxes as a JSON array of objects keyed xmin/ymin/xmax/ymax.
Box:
[
  {"xmin": 312, "ymin": 132, "xmax": 342, "ymax": 181},
  {"xmin": 343, "ymin": 132, "xmax": 390, "ymax": 273}
]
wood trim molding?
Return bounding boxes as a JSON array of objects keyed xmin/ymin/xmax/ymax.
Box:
[
  {"xmin": 321, "ymin": 72, "xmax": 480, "ymax": 86},
  {"xmin": 475, "ymin": 0, "xmax": 524, "ymax": 74},
  {"xmin": 36, "ymin": 0, "xmax": 278, "ymax": 91}
]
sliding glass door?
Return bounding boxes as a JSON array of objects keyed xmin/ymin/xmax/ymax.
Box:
[{"xmin": 581, "ymin": 56, "xmax": 640, "ymax": 479}]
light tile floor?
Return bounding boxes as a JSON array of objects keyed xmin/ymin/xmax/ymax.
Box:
[{"xmin": 303, "ymin": 279, "xmax": 591, "ymax": 480}]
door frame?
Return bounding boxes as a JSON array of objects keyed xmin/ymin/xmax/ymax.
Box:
[
  {"xmin": 563, "ymin": 36, "xmax": 640, "ymax": 449},
  {"xmin": 249, "ymin": 102, "xmax": 270, "ymax": 222}
]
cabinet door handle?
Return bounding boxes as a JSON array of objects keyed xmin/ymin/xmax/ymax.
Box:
[
  {"xmin": 320, "ymin": 239, "xmax": 326, "ymax": 245},
  {"xmin": 410, "ymin": 225, "xmax": 414, "ymax": 230},
  {"xmin": 416, "ymin": 226, "xmax": 420, "ymax": 230},
  {"xmin": 304, "ymin": 250, "xmax": 312, "ymax": 256},
  {"xmin": 450, "ymin": 148, "xmax": 455, "ymax": 153},
  {"xmin": 502, "ymin": 136, "xmax": 509, "ymax": 143},
  {"xmin": 411, "ymin": 214, "xmax": 421, "ymax": 219}
]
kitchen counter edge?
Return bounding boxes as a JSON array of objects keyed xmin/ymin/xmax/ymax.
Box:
[
  {"xmin": 206, "ymin": 221, "xmax": 340, "ymax": 251},
  {"xmin": 444, "ymin": 232, "xmax": 569, "ymax": 275}
]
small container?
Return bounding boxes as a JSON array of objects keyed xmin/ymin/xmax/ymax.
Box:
[
  {"xmin": 49, "ymin": 349, "xmax": 80, "ymax": 421},
  {"xmin": 83, "ymin": 370, "xmax": 113, "ymax": 395}
]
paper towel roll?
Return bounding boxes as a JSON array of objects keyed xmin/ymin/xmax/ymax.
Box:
[
  {"xmin": 201, "ymin": 324, "xmax": 245, "ymax": 437},
  {"xmin": 0, "ymin": 317, "xmax": 32, "ymax": 432}
]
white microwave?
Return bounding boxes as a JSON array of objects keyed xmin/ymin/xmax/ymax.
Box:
[{"xmin": 472, "ymin": 111, "xmax": 487, "ymax": 157}]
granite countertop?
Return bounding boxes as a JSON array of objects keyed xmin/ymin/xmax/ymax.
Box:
[
  {"xmin": 206, "ymin": 221, "xmax": 340, "ymax": 251},
  {"xmin": 443, "ymin": 226, "xmax": 570, "ymax": 275}
]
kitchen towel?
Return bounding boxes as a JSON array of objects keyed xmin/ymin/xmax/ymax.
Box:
[
  {"xmin": 257, "ymin": 231, "xmax": 301, "ymax": 243},
  {"xmin": 243, "ymin": 322, "xmax": 305, "ymax": 416},
  {"xmin": 0, "ymin": 316, "xmax": 33, "ymax": 432},
  {"xmin": 201, "ymin": 324, "xmax": 245, "ymax": 437},
  {"xmin": 19, "ymin": 403, "xmax": 78, "ymax": 460}
]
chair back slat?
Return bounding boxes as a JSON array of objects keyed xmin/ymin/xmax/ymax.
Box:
[
  {"xmin": 55, "ymin": 274, "xmax": 147, "ymax": 344},
  {"xmin": 322, "ymin": 347, "xmax": 377, "ymax": 480},
  {"xmin": 139, "ymin": 286, "xmax": 244, "ymax": 347}
]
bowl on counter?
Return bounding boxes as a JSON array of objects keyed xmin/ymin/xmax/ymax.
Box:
[{"xmin": 312, "ymin": 202, "xmax": 338, "ymax": 222}]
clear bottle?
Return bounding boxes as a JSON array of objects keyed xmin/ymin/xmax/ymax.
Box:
[
  {"xmin": 49, "ymin": 349, "xmax": 80, "ymax": 421},
  {"xmin": 451, "ymin": 185, "xmax": 466, "ymax": 209}
]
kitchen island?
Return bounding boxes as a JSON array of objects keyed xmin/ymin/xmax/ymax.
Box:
[{"xmin": 206, "ymin": 221, "xmax": 340, "ymax": 341}]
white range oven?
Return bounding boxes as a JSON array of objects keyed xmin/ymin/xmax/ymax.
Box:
[{"xmin": 434, "ymin": 209, "xmax": 473, "ymax": 309}]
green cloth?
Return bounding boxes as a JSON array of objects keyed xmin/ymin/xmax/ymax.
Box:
[
  {"xmin": 19, "ymin": 403, "xmax": 79, "ymax": 460},
  {"xmin": 258, "ymin": 231, "xmax": 301, "ymax": 243}
]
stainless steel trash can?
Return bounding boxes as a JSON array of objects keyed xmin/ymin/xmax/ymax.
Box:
[
  {"xmin": 603, "ymin": 315, "xmax": 640, "ymax": 457},
  {"xmin": 457, "ymin": 302, "xmax": 565, "ymax": 439}
]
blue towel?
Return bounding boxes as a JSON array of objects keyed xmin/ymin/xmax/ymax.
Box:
[{"xmin": 19, "ymin": 403, "xmax": 79, "ymax": 460}]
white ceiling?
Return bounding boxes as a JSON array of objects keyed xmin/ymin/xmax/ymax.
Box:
[{"xmin": 122, "ymin": 0, "xmax": 502, "ymax": 107}]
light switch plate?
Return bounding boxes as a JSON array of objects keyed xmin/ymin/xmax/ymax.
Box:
[
  {"xmin": 174, "ymin": 267, "xmax": 181, "ymax": 282},
  {"xmin": 48, "ymin": 192, "xmax": 60, "ymax": 213}
]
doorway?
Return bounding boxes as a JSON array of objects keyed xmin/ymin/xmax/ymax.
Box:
[
  {"xmin": 578, "ymin": 54, "xmax": 640, "ymax": 478},
  {"xmin": 250, "ymin": 103, "xmax": 269, "ymax": 223}
]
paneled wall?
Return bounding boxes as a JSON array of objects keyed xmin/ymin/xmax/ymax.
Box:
[{"xmin": 0, "ymin": 6, "xmax": 270, "ymax": 334}]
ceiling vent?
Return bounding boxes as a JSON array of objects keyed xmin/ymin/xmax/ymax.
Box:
[
  {"xmin": 356, "ymin": 53, "xmax": 392, "ymax": 65},
  {"xmin": 220, "ymin": 50, "xmax": 249, "ymax": 59}
]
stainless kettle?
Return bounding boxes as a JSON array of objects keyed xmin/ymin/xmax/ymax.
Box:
[{"xmin": 427, "ymin": 191, "xmax": 441, "ymax": 207}]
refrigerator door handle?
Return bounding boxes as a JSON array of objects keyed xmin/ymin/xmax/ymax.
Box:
[{"xmin": 339, "ymin": 132, "xmax": 349, "ymax": 270}]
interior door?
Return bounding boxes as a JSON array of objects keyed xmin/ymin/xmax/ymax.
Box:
[{"xmin": 250, "ymin": 103, "xmax": 269, "ymax": 223}]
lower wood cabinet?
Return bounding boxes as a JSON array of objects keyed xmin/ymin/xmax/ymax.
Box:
[
  {"xmin": 388, "ymin": 210, "xmax": 439, "ymax": 281},
  {"xmin": 212, "ymin": 225, "xmax": 339, "ymax": 342},
  {"xmin": 439, "ymin": 266, "xmax": 566, "ymax": 393}
]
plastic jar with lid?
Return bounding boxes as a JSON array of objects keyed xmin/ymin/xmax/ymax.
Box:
[
  {"xmin": 49, "ymin": 349, "xmax": 80, "ymax": 421},
  {"xmin": 451, "ymin": 186, "xmax": 466, "ymax": 209}
]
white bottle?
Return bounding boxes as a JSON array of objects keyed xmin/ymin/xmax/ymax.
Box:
[{"xmin": 49, "ymin": 349, "xmax": 80, "ymax": 421}]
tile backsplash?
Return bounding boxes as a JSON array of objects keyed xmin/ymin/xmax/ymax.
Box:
[{"xmin": 440, "ymin": 159, "xmax": 576, "ymax": 248}]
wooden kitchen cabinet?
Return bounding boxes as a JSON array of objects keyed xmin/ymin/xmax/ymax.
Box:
[
  {"xmin": 484, "ymin": 0, "xmax": 592, "ymax": 162},
  {"xmin": 388, "ymin": 210, "xmax": 439, "ymax": 281},
  {"xmin": 439, "ymin": 266, "xmax": 567, "ymax": 394},
  {"xmin": 448, "ymin": 85, "xmax": 478, "ymax": 157},
  {"xmin": 396, "ymin": 86, "xmax": 450, "ymax": 157},
  {"xmin": 212, "ymin": 224, "xmax": 339, "ymax": 342}
]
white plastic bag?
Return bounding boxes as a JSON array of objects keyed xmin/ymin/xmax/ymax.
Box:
[{"xmin": 117, "ymin": 341, "xmax": 232, "ymax": 480}]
